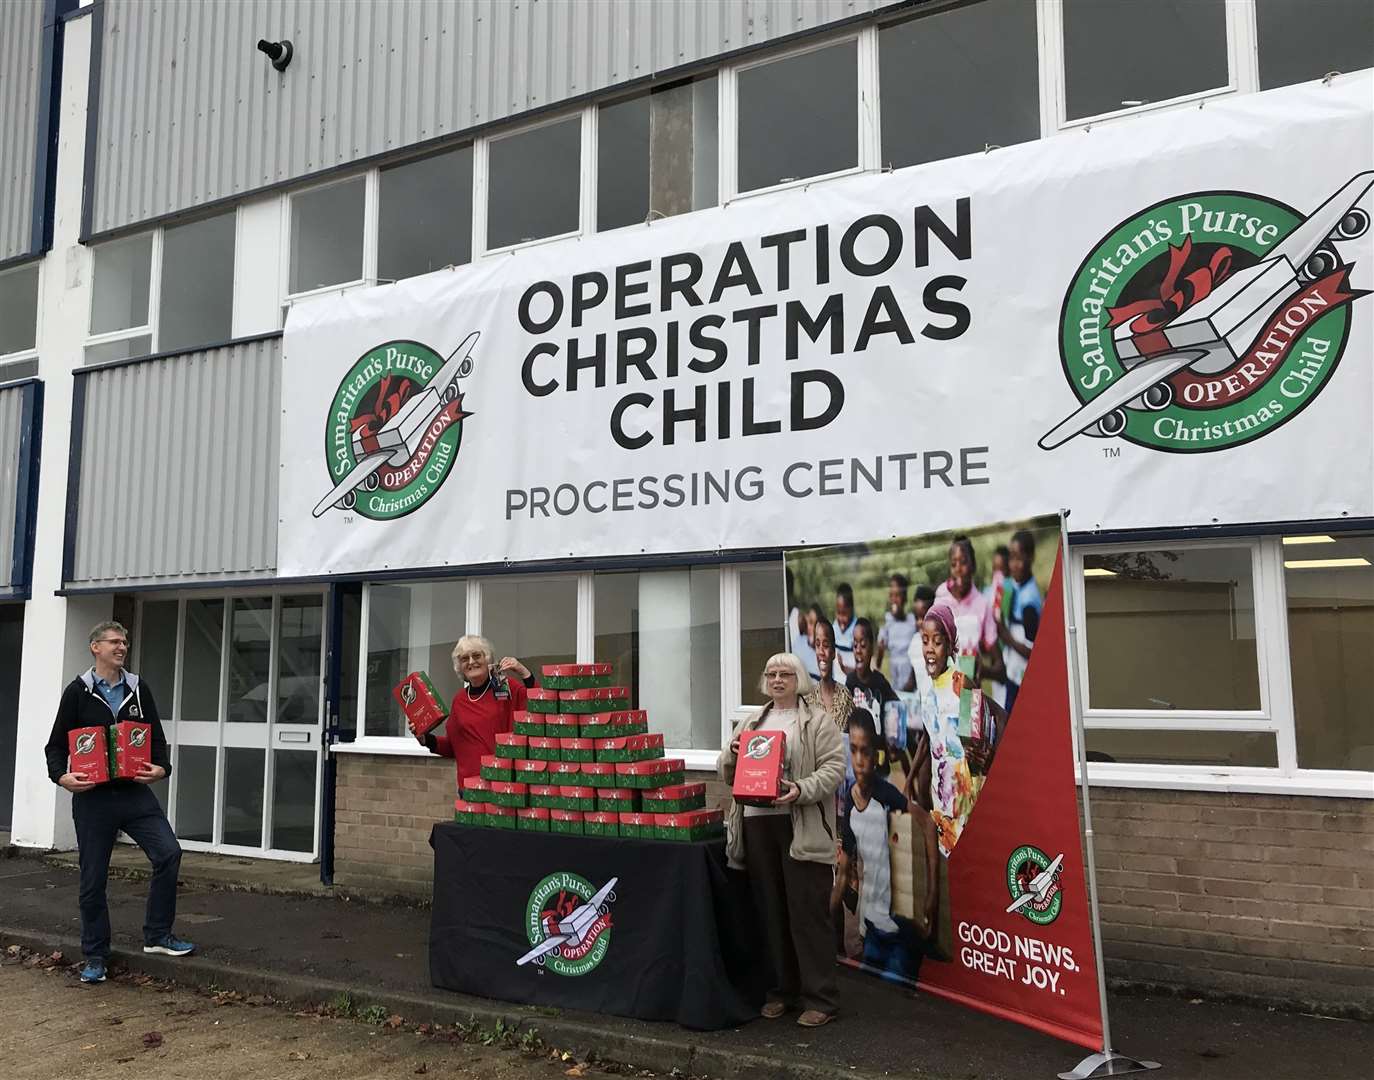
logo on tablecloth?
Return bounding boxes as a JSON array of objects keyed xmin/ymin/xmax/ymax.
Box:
[
  {"xmin": 515, "ymin": 872, "xmax": 617, "ymax": 976},
  {"xmin": 1004, "ymin": 845, "xmax": 1065, "ymax": 926}
]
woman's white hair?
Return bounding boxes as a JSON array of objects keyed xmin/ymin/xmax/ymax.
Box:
[
  {"xmin": 451, "ymin": 634, "xmax": 495, "ymax": 671},
  {"xmin": 757, "ymin": 652, "xmax": 815, "ymax": 696}
]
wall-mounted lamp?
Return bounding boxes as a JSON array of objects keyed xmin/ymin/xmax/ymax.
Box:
[{"xmin": 257, "ymin": 38, "xmax": 294, "ymax": 72}]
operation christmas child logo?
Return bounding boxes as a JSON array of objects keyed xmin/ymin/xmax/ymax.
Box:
[
  {"xmin": 312, "ymin": 332, "xmax": 478, "ymax": 520},
  {"xmin": 515, "ymin": 872, "xmax": 617, "ymax": 977},
  {"xmin": 1004, "ymin": 845, "xmax": 1065, "ymax": 926},
  {"xmin": 1041, "ymin": 173, "xmax": 1372, "ymax": 453}
]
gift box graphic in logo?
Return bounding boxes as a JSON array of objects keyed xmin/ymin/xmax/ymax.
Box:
[{"xmin": 516, "ymin": 872, "xmax": 617, "ymax": 976}]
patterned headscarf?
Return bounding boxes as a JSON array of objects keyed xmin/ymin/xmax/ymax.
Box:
[{"xmin": 923, "ymin": 603, "xmax": 959, "ymax": 656}]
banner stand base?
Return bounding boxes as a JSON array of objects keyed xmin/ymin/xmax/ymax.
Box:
[{"xmin": 1058, "ymin": 1051, "xmax": 1162, "ymax": 1079}]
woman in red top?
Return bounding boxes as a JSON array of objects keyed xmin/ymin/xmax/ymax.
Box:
[{"xmin": 408, "ymin": 634, "xmax": 535, "ymax": 783}]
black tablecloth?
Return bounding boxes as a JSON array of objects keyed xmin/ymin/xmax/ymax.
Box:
[{"xmin": 429, "ymin": 822, "xmax": 767, "ymax": 1030}]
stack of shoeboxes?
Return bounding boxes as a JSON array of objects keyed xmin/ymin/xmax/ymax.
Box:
[
  {"xmin": 452, "ymin": 663, "xmax": 723, "ymax": 841},
  {"xmin": 67, "ymin": 720, "xmax": 153, "ymax": 783}
]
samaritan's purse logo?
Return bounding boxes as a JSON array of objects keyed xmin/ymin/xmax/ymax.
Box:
[
  {"xmin": 744, "ymin": 734, "xmax": 776, "ymax": 760},
  {"xmin": 312, "ymin": 332, "xmax": 478, "ymax": 520},
  {"xmin": 1005, "ymin": 845, "xmax": 1064, "ymax": 926},
  {"xmin": 1041, "ymin": 174, "xmax": 1372, "ymax": 453},
  {"xmin": 129, "ymin": 727, "xmax": 147, "ymax": 748},
  {"xmin": 516, "ymin": 872, "xmax": 617, "ymax": 977},
  {"xmin": 74, "ymin": 732, "xmax": 96, "ymax": 756}
]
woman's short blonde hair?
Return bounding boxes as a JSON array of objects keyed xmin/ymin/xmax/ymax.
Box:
[
  {"xmin": 757, "ymin": 652, "xmax": 815, "ymax": 697},
  {"xmin": 451, "ymin": 634, "xmax": 494, "ymax": 671}
]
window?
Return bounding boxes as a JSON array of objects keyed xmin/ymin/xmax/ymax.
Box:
[
  {"xmin": 879, "ymin": 0, "xmax": 1039, "ymax": 168},
  {"xmin": 0, "ymin": 262, "xmax": 39, "ymax": 359},
  {"xmin": 90, "ymin": 233, "xmax": 152, "ymax": 336},
  {"xmin": 276, "ymin": 596, "xmax": 324, "ymax": 727},
  {"xmin": 738, "ymin": 564, "xmax": 786, "ymax": 706},
  {"xmin": 487, "ymin": 117, "xmax": 581, "ymax": 249},
  {"xmin": 1256, "ymin": 0, "xmax": 1374, "ymax": 90},
  {"xmin": 594, "ymin": 568, "xmax": 721, "ymax": 750},
  {"xmin": 481, "ymin": 575, "xmax": 578, "ymax": 671},
  {"xmin": 598, "ymin": 76, "xmax": 719, "ymax": 232},
  {"xmin": 289, "ymin": 176, "xmax": 366, "ymax": 294},
  {"xmin": 227, "ymin": 597, "xmax": 273, "ymax": 725},
  {"xmin": 159, "ymin": 211, "xmax": 235, "ymax": 351},
  {"xmin": 379, "ymin": 146, "xmax": 473, "ymax": 282},
  {"xmin": 1084, "ymin": 730, "xmax": 1278, "ymax": 768},
  {"xmin": 737, "ymin": 40, "xmax": 858, "ymax": 193},
  {"xmin": 1283, "ymin": 533, "xmax": 1374, "ymax": 770},
  {"xmin": 363, "ymin": 580, "xmax": 467, "ymax": 738},
  {"xmin": 1062, "ymin": 0, "xmax": 1229, "ymax": 121}
]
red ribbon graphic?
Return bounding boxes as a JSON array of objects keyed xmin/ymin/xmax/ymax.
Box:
[
  {"xmin": 349, "ymin": 374, "xmax": 416, "ymax": 448},
  {"xmin": 1108, "ymin": 237, "xmax": 1234, "ymax": 358},
  {"xmin": 560, "ymin": 912, "xmax": 612, "ymax": 960}
]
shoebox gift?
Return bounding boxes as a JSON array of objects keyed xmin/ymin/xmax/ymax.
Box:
[
  {"xmin": 460, "ymin": 775, "xmax": 490, "ymax": 803},
  {"xmin": 517, "ymin": 807, "xmax": 551, "ymax": 832},
  {"xmin": 731, "ymin": 729, "xmax": 787, "ymax": 806},
  {"xmin": 512, "ymin": 711, "xmax": 545, "ymax": 738},
  {"xmin": 453, "ymin": 798, "xmax": 483, "ymax": 825},
  {"xmin": 597, "ymin": 787, "xmax": 636, "ymax": 813},
  {"xmin": 487, "ymin": 780, "xmax": 528, "ymax": 808},
  {"xmin": 67, "ymin": 726, "xmax": 111, "ymax": 784},
  {"xmin": 579, "ymin": 762, "xmax": 615, "ymax": 788},
  {"xmin": 550, "ymin": 760, "xmax": 582, "ymax": 783},
  {"xmin": 615, "ymin": 757, "xmax": 685, "ymax": 789},
  {"xmin": 493, "ymin": 732, "xmax": 528, "ymax": 760},
  {"xmin": 557, "ymin": 687, "xmax": 631, "ymax": 714},
  {"xmin": 540, "ymin": 663, "xmax": 614, "ymax": 690},
  {"xmin": 559, "ymin": 785, "xmax": 597, "ymax": 812},
  {"xmin": 542, "ymin": 713, "xmax": 581, "ymax": 734},
  {"xmin": 618, "ymin": 811, "xmax": 656, "ymax": 839},
  {"xmin": 110, "ymin": 720, "xmax": 154, "ymax": 780},
  {"xmin": 594, "ymin": 732, "xmax": 664, "ymax": 763},
  {"xmin": 529, "ymin": 784, "xmax": 560, "ymax": 809},
  {"xmin": 560, "ymin": 737, "xmax": 595, "ymax": 763},
  {"xmin": 550, "ymin": 809, "xmax": 584, "ymax": 836},
  {"xmin": 583, "ymin": 810, "xmax": 620, "ymax": 838},
  {"xmin": 579, "ymin": 710, "xmax": 649, "ymax": 739},
  {"xmin": 391, "ymin": 671, "xmax": 447, "ymax": 739},
  {"xmin": 640, "ymin": 782, "xmax": 706, "ymax": 814},
  {"xmin": 654, "ymin": 809, "xmax": 724, "ymax": 842},
  {"xmin": 486, "ymin": 804, "xmax": 518, "ymax": 830},
  {"xmin": 525, "ymin": 688, "xmax": 561, "ymax": 715},
  {"xmin": 513, "ymin": 759, "xmax": 549, "ymax": 785},
  {"xmin": 526, "ymin": 736, "xmax": 561, "ymax": 762},
  {"xmin": 479, "ymin": 755, "xmax": 512, "ymax": 782}
]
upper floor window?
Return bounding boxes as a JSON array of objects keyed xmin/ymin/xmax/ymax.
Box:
[
  {"xmin": 1062, "ymin": 0, "xmax": 1229, "ymax": 121},
  {"xmin": 90, "ymin": 233, "xmax": 152, "ymax": 336},
  {"xmin": 1256, "ymin": 0, "xmax": 1374, "ymax": 90},
  {"xmin": 0, "ymin": 262, "xmax": 39, "ymax": 372},
  {"xmin": 737, "ymin": 39, "xmax": 858, "ymax": 193},
  {"xmin": 289, "ymin": 176, "xmax": 365, "ymax": 295},
  {"xmin": 487, "ymin": 116, "xmax": 582, "ymax": 250},
  {"xmin": 379, "ymin": 146, "xmax": 473, "ymax": 282}
]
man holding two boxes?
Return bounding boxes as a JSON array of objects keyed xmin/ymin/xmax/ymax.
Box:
[{"xmin": 43, "ymin": 621, "xmax": 193, "ymax": 985}]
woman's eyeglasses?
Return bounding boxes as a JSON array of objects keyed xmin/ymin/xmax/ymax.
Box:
[
  {"xmin": 764, "ymin": 669, "xmax": 797, "ymax": 680},
  {"xmin": 456, "ymin": 652, "xmax": 487, "ymax": 664}
]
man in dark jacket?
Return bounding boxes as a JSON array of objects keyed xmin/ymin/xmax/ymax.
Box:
[{"xmin": 45, "ymin": 620, "xmax": 194, "ymax": 984}]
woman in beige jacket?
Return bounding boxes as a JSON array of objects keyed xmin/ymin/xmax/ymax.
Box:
[{"xmin": 720, "ymin": 652, "xmax": 846, "ymax": 1027}]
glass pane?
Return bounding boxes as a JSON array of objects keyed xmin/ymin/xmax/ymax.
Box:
[
  {"xmin": 271, "ymin": 749, "xmax": 316, "ymax": 852},
  {"xmin": 173, "ymin": 744, "xmax": 216, "ymax": 842},
  {"xmin": 276, "ymin": 596, "xmax": 323, "ymax": 726},
  {"xmin": 90, "ymin": 233, "xmax": 152, "ymax": 333},
  {"xmin": 0, "ymin": 358, "xmax": 38, "ymax": 381},
  {"xmin": 226, "ymin": 597, "xmax": 272, "ymax": 724},
  {"xmin": 1063, "ymin": 0, "xmax": 1228, "ymax": 121},
  {"xmin": 880, "ymin": 0, "xmax": 1039, "ymax": 168},
  {"xmin": 84, "ymin": 335, "xmax": 153, "ymax": 365},
  {"xmin": 137, "ymin": 601, "xmax": 179, "ymax": 770},
  {"xmin": 598, "ymin": 95, "xmax": 650, "ymax": 231},
  {"xmin": 339, "ymin": 588, "xmax": 362, "ymax": 737},
  {"xmin": 1257, "ymin": 0, "xmax": 1374, "ymax": 90},
  {"xmin": 594, "ymin": 568, "xmax": 721, "ymax": 750},
  {"xmin": 182, "ymin": 598, "xmax": 223, "ymax": 723},
  {"xmin": 0, "ymin": 263, "xmax": 39, "ymax": 355},
  {"xmin": 739, "ymin": 564, "xmax": 786, "ymax": 706},
  {"xmin": 738, "ymin": 40, "xmax": 857, "ymax": 193},
  {"xmin": 159, "ymin": 210, "xmax": 235, "ymax": 351},
  {"xmin": 1085, "ymin": 730, "xmax": 1277, "ymax": 768},
  {"xmin": 487, "ymin": 117, "xmax": 581, "ymax": 248},
  {"xmin": 289, "ymin": 177, "xmax": 365, "ymax": 294},
  {"xmin": 379, "ymin": 146, "xmax": 473, "ymax": 282},
  {"xmin": 223, "ymin": 747, "xmax": 264, "ymax": 848},
  {"xmin": 1284, "ymin": 534, "xmax": 1374, "ymax": 770},
  {"xmin": 365, "ymin": 580, "xmax": 466, "ymax": 737},
  {"xmin": 1083, "ymin": 547, "xmax": 1260, "ymax": 711},
  {"xmin": 480, "ymin": 576, "xmax": 577, "ymax": 674}
]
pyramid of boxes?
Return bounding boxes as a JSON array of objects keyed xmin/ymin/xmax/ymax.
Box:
[{"xmin": 451, "ymin": 664, "xmax": 723, "ymax": 841}]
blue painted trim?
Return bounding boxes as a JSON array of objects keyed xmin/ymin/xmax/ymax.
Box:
[
  {"xmin": 78, "ymin": 0, "xmax": 105, "ymax": 244},
  {"xmin": 61, "ymin": 372, "xmax": 87, "ymax": 585},
  {"xmin": 28, "ymin": 0, "xmax": 77, "ymax": 257},
  {"xmin": 9, "ymin": 379, "xmax": 44, "ymax": 595}
]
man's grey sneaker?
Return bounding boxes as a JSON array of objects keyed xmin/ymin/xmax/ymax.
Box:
[
  {"xmin": 143, "ymin": 934, "xmax": 194, "ymax": 956},
  {"xmin": 79, "ymin": 960, "xmax": 107, "ymax": 983}
]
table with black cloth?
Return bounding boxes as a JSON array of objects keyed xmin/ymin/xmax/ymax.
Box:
[{"xmin": 429, "ymin": 822, "xmax": 768, "ymax": 1030}]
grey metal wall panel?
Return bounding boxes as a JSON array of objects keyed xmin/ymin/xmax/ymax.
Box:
[
  {"xmin": 70, "ymin": 338, "xmax": 280, "ymax": 586},
  {"xmin": 89, "ymin": 0, "xmax": 908, "ymax": 236},
  {"xmin": 0, "ymin": 0, "xmax": 44, "ymax": 261},
  {"xmin": 0, "ymin": 385, "xmax": 23, "ymax": 588}
]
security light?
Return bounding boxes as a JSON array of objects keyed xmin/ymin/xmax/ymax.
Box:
[{"xmin": 257, "ymin": 38, "xmax": 293, "ymax": 72}]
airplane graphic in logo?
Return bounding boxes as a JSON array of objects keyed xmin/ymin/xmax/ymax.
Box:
[
  {"xmin": 1006, "ymin": 852, "xmax": 1064, "ymax": 915},
  {"xmin": 516, "ymin": 877, "xmax": 618, "ymax": 967},
  {"xmin": 745, "ymin": 735, "xmax": 777, "ymax": 760}
]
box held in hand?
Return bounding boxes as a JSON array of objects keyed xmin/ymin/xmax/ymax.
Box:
[
  {"xmin": 110, "ymin": 720, "xmax": 154, "ymax": 780},
  {"xmin": 732, "ymin": 729, "xmax": 787, "ymax": 806},
  {"xmin": 392, "ymin": 671, "xmax": 447, "ymax": 738},
  {"xmin": 68, "ymin": 726, "xmax": 111, "ymax": 785}
]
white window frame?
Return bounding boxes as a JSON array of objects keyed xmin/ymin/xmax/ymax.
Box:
[
  {"xmin": 373, "ymin": 141, "xmax": 478, "ymax": 285},
  {"xmin": 280, "ymin": 171, "xmax": 375, "ymax": 313},
  {"xmin": 0, "ymin": 260, "xmax": 42, "ymax": 372},
  {"xmin": 476, "ymin": 107, "xmax": 589, "ymax": 258}
]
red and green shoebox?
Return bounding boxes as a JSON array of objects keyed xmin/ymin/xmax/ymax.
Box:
[
  {"xmin": 560, "ymin": 737, "xmax": 595, "ymax": 763},
  {"xmin": 486, "ymin": 805, "xmax": 518, "ymax": 830},
  {"xmin": 110, "ymin": 720, "xmax": 154, "ymax": 780},
  {"xmin": 583, "ymin": 810, "xmax": 620, "ymax": 838},
  {"xmin": 597, "ymin": 787, "xmax": 636, "ymax": 813},
  {"xmin": 526, "ymin": 736, "xmax": 561, "ymax": 762},
  {"xmin": 618, "ymin": 812, "xmax": 656, "ymax": 839},
  {"xmin": 493, "ymin": 732, "xmax": 528, "ymax": 760},
  {"xmin": 517, "ymin": 806, "xmax": 551, "ymax": 832},
  {"xmin": 580, "ymin": 710, "xmax": 649, "ymax": 739},
  {"xmin": 579, "ymin": 762, "xmax": 615, "ymax": 788},
  {"xmin": 559, "ymin": 785, "xmax": 597, "ymax": 811},
  {"xmin": 512, "ymin": 710, "xmax": 545, "ymax": 738},
  {"xmin": 487, "ymin": 780, "xmax": 528, "ymax": 808},
  {"xmin": 68, "ymin": 726, "xmax": 112, "ymax": 785},
  {"xmin": 529, "ymin": 784, "xmax": 561, "ymax": 810},
  {"xmin": 550, "ymin": 760, "xmax": 582, "ymax": 784},
  {"xmin": 614, "ymin": 757, "xmax": 686, "ymax": 790},
  {"xmin": 525, "ymin": 688, "xmax": 561, "ymax": 715},
  {"xmin": 540, "ymin": 663, "xmax": 614, "ymax": 690},
  {"xmin": 594, "ymin": 732, "xmax": 664, "ymax": 764},
  {"xmin": 550, "ymin": 809, "xmax": 584, "ymax": 836},
  {"xmin": 557, "ymin": 687, "xmax": 631, "ymax": 714},
  {"xmin": 513, "ymin": 759, "xmax": 550, "ymax": 785},
  {"xmin": 460, "ymin": 775, "xmax": 490, "ymax": 803},
  {"xmin": 640, "ymin": 782, "xmax": 707, "ymax": 814},
  {"xmin": 479, "ymin": 754, "xmax": 512, "ymax": 782},
  {"xmin": 453, "ymin": 798, "xmax": 484, "ymax": 825},
  {"xmin": 654, "ymin": 809, "xmax": 724, "ymax": 842},
  {"xmin": 542, "ymin": 713, "xmax": 581, "ymax": 736},
  {"xmin": 392, "ymin": 671, "xmax": 447, "ymax": 739}
]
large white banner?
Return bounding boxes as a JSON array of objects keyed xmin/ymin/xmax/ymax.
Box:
[{"xmin": 279, "ymin": 75, "xmax": 1374, "ymax": 578}]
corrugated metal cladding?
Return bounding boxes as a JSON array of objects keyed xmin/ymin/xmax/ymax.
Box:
[
  {"xmin": 90, "ymin": 0, "xmax": 909, "ymax": 235},
  {"xmin": 70, "ymin": 338, "xmax": 280, "ymax": 587},
  {"xmin": 0, "ymin": 384, "xmax": 24, "ymax": 589},
  {"xmin": 0, "ymin": 0, "xmax": 44, "ymax": 261}
]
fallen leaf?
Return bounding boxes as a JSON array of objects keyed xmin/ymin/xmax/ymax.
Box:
[
  {"xmin": 106, "ymin": 1017, "xmax": 123, "ymax": 1026},
  {"xmin": 384, "ymin": 1014, "xmax": 405, "ymax": 1030},
  {"xmin": 116, "ymin": 1057, "xmax": 134, "ymax": 1064},
  {"xmin": 142, "ymin": 1031, "xmax": 164, "ymax": 1050},
  {"xmin": 566, "ymin": 1065, "xmax": 588, "ymax": 1077},
  {"xmin": 286, "ymin": 1051, "xmax": 311, "ymax": 1061}
]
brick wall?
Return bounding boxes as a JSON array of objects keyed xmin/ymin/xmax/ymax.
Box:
[{"xmin": 334, "ymin": 754, "xmax": 1373, "ymax": 1013}]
